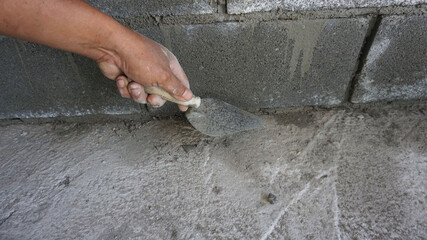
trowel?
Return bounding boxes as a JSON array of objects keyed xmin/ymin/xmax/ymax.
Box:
[{"xmin": 144, "ymin": 86, "xmax": 265, "ymax": 137}]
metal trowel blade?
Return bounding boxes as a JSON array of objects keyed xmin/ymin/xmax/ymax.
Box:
[{"xmin": 185, "ymin": 98, "xmax": 265, "ymax": 137}]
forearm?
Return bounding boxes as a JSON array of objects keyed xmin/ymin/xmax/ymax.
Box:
[{"xmin": 0, "ymin": 0, "xmax": 127, "ymax": 62}]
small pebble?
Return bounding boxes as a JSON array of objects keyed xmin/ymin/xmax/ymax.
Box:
[
  {"xmin": 267, "ymin": 193, "xmax": 277, "ymax": 204},
  {"xmin": 173, "ymin": 156, "xmax": 183, "ymax": 162},
  {"xmin": 181, "ymin": 144, "xmax": 197, "ymax": 153},
  {"xmin": 59, "ymin": 176, "xmax": 70, "ymax": 187}
]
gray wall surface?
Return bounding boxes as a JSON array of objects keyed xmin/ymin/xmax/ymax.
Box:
[
  {"xmin": 0, "ymin": 1, "xmax": 426, "ymax": 119},
  {"xmin": 351, "ymin": 15, "xmax": 427, "ymax": 103}
]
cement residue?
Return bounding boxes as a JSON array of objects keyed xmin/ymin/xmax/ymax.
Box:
[{"xmin": 286, "ymin": 20, "xmax": 326, "ymax": 81}]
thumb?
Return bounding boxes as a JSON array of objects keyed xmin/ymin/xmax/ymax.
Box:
[{"xmin": 159, "ymin": 72, "xmax": 193, "ymax": 101}]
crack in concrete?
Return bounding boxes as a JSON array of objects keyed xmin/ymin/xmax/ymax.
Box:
[{"xmin": 0, "ymin": 210, "xmax": 15, "ymax": 226}]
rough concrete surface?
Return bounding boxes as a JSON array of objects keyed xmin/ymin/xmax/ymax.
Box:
[
  {"xmin": 352, "ymin": 15, "xmax": 427, "ymax": 104},
  {"xmin": 151, "ymin": 18, "xmax": 369, "ymax": 109},
  {"xmin": 0, "ymin": 38, "xmax": 141, "ymax": 119},
  {"xmin": 86, "ymin": 0, "xmax": 213, "ymax": 17},
  {"xmin": 227, "ymin": 0, "xmax": 426, "ymax": 14},
  {"xmin": 0, "ymin": 103, "xmax": 426, "ymax": 239}
]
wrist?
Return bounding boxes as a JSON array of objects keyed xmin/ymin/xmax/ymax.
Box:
[
  {"xmin": 106, "ymin": 26, "xmax": 148, "ymax": 74},
  {"xmin": 87, "ymin": 22, "xmax": 124, "ymax": 65}
]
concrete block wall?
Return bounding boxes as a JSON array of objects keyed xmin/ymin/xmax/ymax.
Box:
[{"xmin": 0, "ymin": 1, "xmax": 426, "ymax": 119}]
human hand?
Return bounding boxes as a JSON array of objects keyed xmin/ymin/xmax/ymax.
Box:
[
  {"xmin": 97, "ymin": 33, "xmax": 192, "ymax": 112},
  {"xmin": 0, "ymin": 0, "xmax": 193, "ymax": 111}
]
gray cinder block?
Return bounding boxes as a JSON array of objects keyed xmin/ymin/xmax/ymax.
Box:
[
  {"xmin": 153, "ymin": 18, "xmax": 370, "ymax": 109},
  {"xmin": 352, "ymin": 15, "xmax": 427, "ymax": 103}
]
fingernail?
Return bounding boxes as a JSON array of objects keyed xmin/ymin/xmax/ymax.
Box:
[
  {"xmin": 182, "ymin": 89, "xmax": 192, "ymax": 100},
  {"xmin": 150, "ymin": 102, "xmax": 161, "ymax": 108}
]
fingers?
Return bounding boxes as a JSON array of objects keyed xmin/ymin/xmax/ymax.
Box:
[
  {"xmin": 116, "ymin": 73, "xmax": 191, "ymax": 111},
  {"xmin": 178, "ymin": 105, "xmax": 188, "ymax": 112},
  {"xmin": 127, "ymin": 83, "xmax": 167, "ymax": 108},
  {"xmin": 116, "ymin": 75, "xmax": 131, "ymax": 98},
  {"xmin": 169, "ymin": 59, "xmax": 191, "ymax": 112},
  {"xmin": 147, "ymin": 94, "xmax": 166, "ymax": 108},
  {"xmin": 127, "ymin": 82, "xmax": 148, "ymax": 104},
  {"xmin": 116, "ymin": 75, "xmax": 167, "ymax": 108},
  {"xmin": 116, "ymin": 75, "xmax": 148, "ymax": 104},
  {"xmin": 132, "ymin": 70, "xmax": 191, "ymax": 111}
]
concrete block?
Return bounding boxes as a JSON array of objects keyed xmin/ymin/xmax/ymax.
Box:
[
  {"xmin": 0, "ymin": 38, "xmax": 141, "ymax": 119},
  {"xmin": 149, "ymin": 18, "xmax": 369, "ymax": 109},
  {"xmin": 227, "ymin": 0, "xmax": 426, "ymax": 14},
  {"xmin": 352, "ymin": 15, "xmax": 427, "ymax": 103},
  {"xmin": 86, "ymin": 0, "xmax": 214, "ymax": 18}
]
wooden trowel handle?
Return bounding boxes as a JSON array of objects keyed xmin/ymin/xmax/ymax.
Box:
[{"xmin": 144, "ymin": 86, "xmax": 201, "ymax": 108}]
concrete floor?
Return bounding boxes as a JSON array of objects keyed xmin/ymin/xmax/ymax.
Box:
[{"xmin": 0, "ymin": 103, "xmax": 426, "ymax": 239}]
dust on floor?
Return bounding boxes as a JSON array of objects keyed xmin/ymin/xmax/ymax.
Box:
[{"xmin": 0, "ymin": 104, "xmax": 426, "ymax": 239}]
